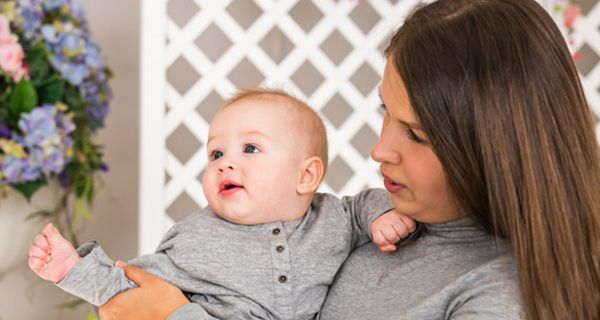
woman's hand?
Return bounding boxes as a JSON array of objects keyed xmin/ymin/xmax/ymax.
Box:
[{"xmin": 98, "ymin": 262, "xmax": 189, "ymax": 320}]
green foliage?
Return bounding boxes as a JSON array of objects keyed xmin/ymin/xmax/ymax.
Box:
[
  {"xmin": 86, "ymin": 313, "xmax": 100, "ymax": 320},
  {"xmin": 24, "ymin": 43, "xmax": 51, "ymax": 81},
  {"xmin": 12, "ymin": 179, "xmax": 47, "ymax": 201},
  {"xmin": 36, "ymin": 75, "xmax": 65, "ymax": 104},
  {"xmin": 8, "ymin": 79, "xmax": 38, "ymax": 116}
]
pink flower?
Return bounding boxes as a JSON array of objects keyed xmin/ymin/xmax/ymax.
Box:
[
  {"xmin": 564, "ymin": 4, "xmax": 580, "ymax": 30},
  {"xmin": 0, "ymin": 15, "xmax": 17, "ymax": 45},
  {"xmin": 0, "ymin": 15, "xmax": 28, "ymax": 81}
]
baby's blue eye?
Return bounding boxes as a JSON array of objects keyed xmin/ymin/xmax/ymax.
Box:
[
  {"xmin": 244, "ymin": 144, "xmax": 259, "ymax": 153},
  {"xmin": 211, "ymin": 150, "xmax": 223, "ymax": 160}
]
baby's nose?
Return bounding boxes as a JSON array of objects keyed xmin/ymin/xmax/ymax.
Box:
[{"xmin": 217, "ymin": 161, "xmax": 235, "ymax": 172}]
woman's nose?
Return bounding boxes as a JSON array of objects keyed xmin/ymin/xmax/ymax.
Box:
[{"xmin": 371, "ymin": 133, "xmax": 401, "ymax": 164}]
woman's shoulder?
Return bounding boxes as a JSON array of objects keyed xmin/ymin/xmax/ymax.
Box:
[
  {"xmin": 442, "ymin": 253, "xmax": 523, "ymax": 319},
  {"xmin": 319, "ymin": 239, "xmax": 522, "ymax": 319}
]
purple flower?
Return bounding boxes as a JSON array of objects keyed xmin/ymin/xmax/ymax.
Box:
[
  {"xmin": 50, "ymin": 55, "xmax": 89, "ymax": 85},
  {"xmin": 84, "ymin": 42, "xmax": 105, "ymax": 70},
  {"xmin": 18, "ymin": 105, "xmax": 58, "ymax": 148},
  {"xmin": 0, "ymin": 123, "xmax": 11, "ymax": 138},
  {"xmin": 43, "ymin": 0, "xmax": 69, "ymax": 11},
  {"xmin": 40, "ymin": 25, "xmax": 59, "ymax": 43},
  {"xmin": 86, "ymin": 102, "xmax": 109, "ymax": 130},
  {"xmin": 1, "ymin": 156, "xmax": 42, "ymax": 183},
  {"xmin": 16, "ymin": 0, "xmax": 44, "ymax": 40},
  {"xmin": 1, "ymin": 104, "xmax": 75, "ymax": 184}
]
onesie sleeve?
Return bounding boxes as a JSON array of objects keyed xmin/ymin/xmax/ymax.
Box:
[
  {"xmin": 168, "ymin": 303, "xmax": 219, "ymax": 319},
  {"xmin": 56, "ymin": 214, "xmax": 199, "ymax": 306},
  {"xmin": 340, "ymin": 188, "xmax": 394, "ymax": 248},
  {"xmin": 55, "ymin": 240, "xmax": 184, "ymax": 306}
]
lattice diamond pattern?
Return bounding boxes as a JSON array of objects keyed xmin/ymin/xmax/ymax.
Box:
[
  {"xmin": 195, "ymin": 23, "xmax": 233, "ymax": 62},
  {"xmin": 569, "ymin": 0, "xmax": 600, "ymax": 143},
  {"xmin": 259, "ymin": 26, "xmax": 295, "ymax": 64},
  {"xmin": 140, "ymin": 0, "xmax": 600, "ymax": 252},
  {"xmin": 167, "ymin": 0, "xmax": 200, "ymax": 28},
  {"xmin": 349, "ymin": 1, "xmax": 381, "ymax": 35}
]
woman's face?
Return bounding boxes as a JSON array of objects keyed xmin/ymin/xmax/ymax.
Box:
[{"xmin": 372, "ymin": 57, "xmax": 463, "ymax": 223}]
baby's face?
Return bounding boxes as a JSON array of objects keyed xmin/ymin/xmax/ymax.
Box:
[{"xmin": 202, "ymin": 98, "xmax": 306, "ymax": 224}]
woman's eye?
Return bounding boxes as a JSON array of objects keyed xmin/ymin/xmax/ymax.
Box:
[
  {"xmin": 211, "ymin": 150, "xmax": 223, "ymax": 160},
  {"xmin": 406, "ymin": 128, "xmax": 425, "ymax": 144},
  {"xmin": 244, "ymin": 144, "xmax": 259, "ymax": 153}
]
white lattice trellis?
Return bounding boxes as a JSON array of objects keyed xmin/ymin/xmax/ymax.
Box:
[{"xmin": 139, "ymin": 0, "xmax": 600, "ymax": 254}]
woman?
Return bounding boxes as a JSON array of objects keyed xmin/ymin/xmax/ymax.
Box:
[{"xmin": 99, "ymin": 0, "xmax": 600, "ymax": 319}]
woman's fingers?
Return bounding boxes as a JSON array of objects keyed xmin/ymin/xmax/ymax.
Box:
[{"xmin": 122, "ymin": 264, "xmax": 159, "ymax": 287}]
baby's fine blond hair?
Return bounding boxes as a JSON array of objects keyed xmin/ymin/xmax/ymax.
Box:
[{"xmin": 223, "ymin": 88, "xmax": 328, "ymax": 172}]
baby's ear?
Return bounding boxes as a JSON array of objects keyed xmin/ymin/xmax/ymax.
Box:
[{"xmin": 297, "ymin": 156, "xmax": 324, "ymax": 195}]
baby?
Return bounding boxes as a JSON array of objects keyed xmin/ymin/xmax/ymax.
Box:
[{"xmin": 28, "ymin": 88, "xmax": 414, "ymax": 319}]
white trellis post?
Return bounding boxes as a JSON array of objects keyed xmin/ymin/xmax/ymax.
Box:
[{"xmin": 139, "ymin": 0, "xmax": 168, "ymax": 254}]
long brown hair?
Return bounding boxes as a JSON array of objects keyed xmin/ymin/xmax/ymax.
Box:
[{"xmin": 386, "ymin": 0, "xmax": 600, "ymax": 318}]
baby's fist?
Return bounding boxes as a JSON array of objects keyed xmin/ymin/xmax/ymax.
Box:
[
  {"xmin": 370, "ymin": 210, "xmax": 416, "ymax": 254},
  {"xmin": 28, "ymin": 223, "xmax": 81, "ymax": 283}
]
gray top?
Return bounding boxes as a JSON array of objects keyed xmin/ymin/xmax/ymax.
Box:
[
  {"xmin": 57, "ymin": 189, "xmax": 392, "ymax": 320},
  {"xmin": 318, "ymin": 217, "xmax": 523, "ymax": 319}
]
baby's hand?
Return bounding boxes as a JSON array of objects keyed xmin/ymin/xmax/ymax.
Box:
[
  {"xmin": 28, "ymin": 223, "xmax": 81, "ymax": 283},
  {"xmin": 370, "ymin": 210, "xmax": 416, "ymax": 255}
]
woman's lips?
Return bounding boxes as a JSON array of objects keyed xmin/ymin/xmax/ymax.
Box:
[{"xmin": 383, "ymin": 176, "xmax": 406, "ymax": 193}]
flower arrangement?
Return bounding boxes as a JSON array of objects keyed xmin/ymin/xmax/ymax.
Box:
[{"xmin": 0, "ymin": 0, "xmax": 111, "ymax": 244}]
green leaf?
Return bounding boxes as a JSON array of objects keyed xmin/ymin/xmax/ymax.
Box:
[
  {"xmin": 26, "ymin": 210, "xmax": 54, "ymax": 220},
  {"xmin": 37, "ymin": 78, "xmax": 65, "ymax": 104},
  {"xmin": 64, "ymin": 84, "xmax": 85, "ymax": 114},
  {"xmin": 9, "ymin": 80, "xmax": 38, "ymax": 115},
  {"xmin": 12, "ymin": 179, "xmax": 47, "ymax": 202},
  {"xmin": 86, "ymin": 312, "xmax": 100, "ymax": 320},
  {"xmin": 24, "ymin": 44, "xmax": 50, "ymax": 81},
  {"xmin": 74, "ymin": 197, "xmax": 93, "ymax": 222},
  {"xmin": 55, "ymin": 298, "xmax": 86, "ymax": 310}
]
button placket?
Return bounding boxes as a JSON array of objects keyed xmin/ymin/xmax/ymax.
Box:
[{"xmin": 267, "ymin": 222, "xmax": 293, "ymax": 313}]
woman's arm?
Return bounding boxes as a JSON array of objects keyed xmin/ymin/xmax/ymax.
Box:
[{"xmin": 98, "ymin": 263, "xmax": 189, "ymax": 320}]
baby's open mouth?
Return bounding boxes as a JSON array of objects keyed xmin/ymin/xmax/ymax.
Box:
[{"xmin": 219, "ymin": 181, "xmax": 243, "ymax": 194}]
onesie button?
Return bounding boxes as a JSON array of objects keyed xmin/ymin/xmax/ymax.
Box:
[
  {"xmin": 272, "ymin": 228, "xmax": 281, "ymax": 235},
  {"xmin": 279, "ymin": 275, "xmax": 287, "ymax": 283},
  {"xmin": 276, "ymin": 245, "xmax": 285, "ymax": 253}
]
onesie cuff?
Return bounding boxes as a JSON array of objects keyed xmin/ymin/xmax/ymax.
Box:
[{"xmin": 56, "ymin": 240, "xmax": 116, "ymax": 292}]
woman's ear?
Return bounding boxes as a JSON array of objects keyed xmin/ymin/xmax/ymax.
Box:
[{"xmin": 297, "ymin": 156, "xmax": 325, "ymax": 195}]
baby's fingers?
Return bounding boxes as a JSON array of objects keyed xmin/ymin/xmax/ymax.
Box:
[
  {"xmin": 372, "ymin": 228, "xmax": 389, "ymax": 246},
  {"xmin": 377, "ymin": 244, "xmax": 397, "ymax": 255},
  {"xmin": 391, "ymin": 223, "xmax": 411, "ymax": 239},
  {"xmin": 399, "ymin": 215, "xmax": 417, "ymax": 233},
  {"xmin": 34, "ymin": 234, "xmax": 50, "ymax": 253},
  {"xmin": 380, "ymin": 227, "xmax": 402, "ymax": 244},
  {"xmin": 28, "ymin": 256, "xmax": 48, "ymax": 271},
  {"xmin": 29, "ymin": 244, "xmax": 50, "ymax": 261}
]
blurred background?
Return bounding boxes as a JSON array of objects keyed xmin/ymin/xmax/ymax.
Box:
[{"xmin": 0, "ymin": 0, "xmax": 599, "ymax": 319}]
